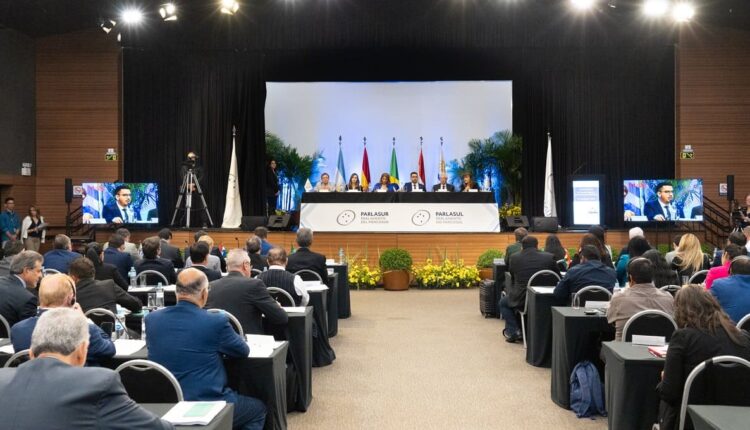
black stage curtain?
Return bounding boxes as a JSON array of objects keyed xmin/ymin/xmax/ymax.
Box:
[{"xmin": 123, "ymin": 50, "xmax": 267, "ymax": 224}]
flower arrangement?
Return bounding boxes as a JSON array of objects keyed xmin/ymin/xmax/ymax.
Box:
[
  {"xmin": 499, "ymin": 203, "xmax": 522, "ymax": 218},
  {"xmin": 348, "ymin": 259, "xmax": 382, "ymax": 290},
  {"xmin": 414, "ymin": 258, "xmax": 481, "ymax": 289}
]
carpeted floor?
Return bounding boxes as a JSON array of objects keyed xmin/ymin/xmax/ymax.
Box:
[{"xmin": 287, "ymin": 289, "xmax": 608, "ymax": 429}]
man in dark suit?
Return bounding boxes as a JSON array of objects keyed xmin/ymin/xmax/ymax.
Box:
[
  {"xmin": 0, "ymin": 307, "xmax": 172, "ymax": 429},
  {"xmin": 146, "ymin": 268, "xmax": 266, "ymax": 430},
  {"xmin": 158, "ymin": 228, "xmax": 184, "ymax": 269},
  {"xmin": 69, "ymin": 257, "xmax": 142, "ymax": 314},
  {"xmin": 258, "ymin": 248, "xmax": 308, "ymax": 306},
  {"xmin": 498, "ymin": 236, "xmax": 559, "ymax": 343},
  {"xmin": 180, "ymin": 242, "xmax": 221, "ymax": 282},
  {"xmin": 206, "ymin": 249, "xmax": 288, "ymax": 334},
  {"xmin": 135, "ymin": 236, "xmax": 177, "ymax": 285},
  {"xmin": 402, "ymin": 171, "xmax": 426, "ymax": 192},
  {"xmin": 103, "ymin": 234, "xmax": 134, "ymax": 281},
  {"xmin": 431, "ymin": 174, "xmax": 455, "ymax": 192},
  {"xmin": 254, "ymin": 227, "xmax": 274, "ymax": 256},
  {"xmin": 42, "ymin": 234, "xmax": 81, "ymax": 274},
  {"xmin": 0, "ymin": 251, "xmax": 42, "ymax": 328},
  {"xmin": 644, "ymin": 182, "xmax": 684, "ymax": 221},
  {"xmin": 553, "ymin": 245, "xmax": 617, "ymax": 302},
  {"xmin": 102, "ymin": 184, "xmax": 141, "ymax": 224},
  {"xmin": 0, "ymin": 239, "xmax": 23, "ymax": 277},
  {"xmin": 286, "ymin": 228, "xmax": 328, "ymax": 283},
  {"xmin": 184, "ymin": 230, "xmax": 227, "ymax": 272},
  {"xmin": 245, "ymin": 237, "xmax": 268, "ymax": 272}
]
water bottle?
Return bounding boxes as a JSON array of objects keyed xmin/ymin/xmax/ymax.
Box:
[
  {"xmin": 156, "ymin": 282, "xmax": 165, "ymax": 308},
  {"xmin": 114, "ymin": 305, "xmax": 125, "ymax": 339},
  {"xmin": 338, "ymin": 247, "xmax": 345, "ymax": 264},
  {"xmin": 128, "ymin": 266, "xmax": 137, "ymax": 287},
  {"xmin": 613, "ymin": 281, "xmax": 621, "ymax": 295},
  {"xmin": 141, "ymin": 310, "xmax": 148, "ymax": 342}
]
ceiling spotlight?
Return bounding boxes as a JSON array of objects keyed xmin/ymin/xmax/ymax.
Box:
[
  {"xmin": 220, "ymin": 0, "xmax": 240, "ymax": 15},
  {"xmin": 159, "ymin": 3, "xmax": 178, "ymax": 21},
  {"xmin": 99, "ymin": 19, "xmax": 117, "ymax": 34},
  {"xmin": 121, "ymin": 8, "xmax": 144, "ymax": 25},
  {"xmin": 672, "ymin": 2, "xmax": 695, "ymax": 22},
  {"xmin": 643, "ymin": 0, "xmax": 670, "ymax": 17},
  {"xmin": 570, "ymin": 0, "xmax": 596, "ymax": 11}
]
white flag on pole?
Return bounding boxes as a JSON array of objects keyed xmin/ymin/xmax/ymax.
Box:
[
  {"xmin": 221, "ymin": 128, "xmax": 243, "ymax": 228},
  {"xmin": 543, "ymin": 133, "xmax": 557, "ymax": 217}
]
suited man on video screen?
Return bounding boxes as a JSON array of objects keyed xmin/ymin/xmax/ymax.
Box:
[{"xmin": 644, "ymin": 182, "xmax": 684, "ymax": 221}]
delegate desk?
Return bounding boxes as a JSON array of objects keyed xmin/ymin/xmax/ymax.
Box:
[
  {"xmin": 689, "ymin": 405, "xmax": 750, "ymax": 430},
  {"xmin": 300, "ymin": 192, "xmax": 500, "ymax": 233},
  {"xmin": 327, "ymin": 263, "xmax": 351, "ymax": 318},
  {"xmin": 305, "ymin": 284, "xmax": 336, "ymax": 367},
  {"xmin": 601, "ymin": 342, "xmax": 665, "ymax": 430},
  {"xmin": 525, "ymin": 286, "xmax": 563, "ymax": 368},
  {"xmin": 142, "ymin": 403, "xmax": 234, "ymax": 430},
  {"xmin": 326, "ymin": 273, "xmax": 339, "ymax": 338},
  {"xmin": 265, "ymin": 307, "xmax": 314, "ymax": 412},
  {"xmin": 550, "ymin": 307, "xmax": 614, "ymax": 409}
]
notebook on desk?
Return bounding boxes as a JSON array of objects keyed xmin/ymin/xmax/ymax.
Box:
[{"xmin": 162, "ymin": 401, "xmax": 226, "ymax": 425}]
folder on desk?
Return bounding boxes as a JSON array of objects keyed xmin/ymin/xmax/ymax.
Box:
[{"xmin": 162, "ymin": 401, "xmax": 226, "ymax": 425}]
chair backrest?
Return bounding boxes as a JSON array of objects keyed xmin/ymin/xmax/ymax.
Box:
[
  {"xmin": 527, "ymin": 269, "xmax": 562, "ymax": 288},
  {"xmin": 206, "ymin": 308, "xmax": 244, "ymax": 337},
  {"xmin": 3, "ymin": 349, "xmax": 30, "ymax": 368},
  {"xmin": 556, "ymin": 259, "xmax": 568, "ymax": 272},
  {"xmin": 115, "ymin": 359, "xmax": 184, "ymax": 402},
  {"xmin": 659, "ymin": 285, "xmax": 682, "ymax": 297},
  {"xmin": 688, "ymin": 269, "xmax": 709, "ymax": 285},
  {"xmin": 136, "ymin": 270, "xmax": 170, "ymax": 286},
  {"xmin": 622, "ymin": 309, "xmax": 678, "ymax": 342},
  {"xmin": 572, "ymin": 286, "xmax": 612, "ymax": 307},
  {"xmin": 43, "ymin": 268, "xmax": 60, "ymax": 276},
  {"xmin": 294, "ymin": 269, "xmax": 323, "ymax": 283},
  {"xmin": 679, "ymin": 355, "xmax": 750, "ymax": 430},
  {"xmin": 84, "ymin": 308, "xmax": 127, "ymax": 338},
  {"xmin": 251, "ymin": 268, "xmax": 263, "ymax": 278},
  {"xmin": 0, "ymin": 314, "xmax": 11, "ymax": 339},
  {"xmin": 267, "ymin": 287, "xmax": 295, "ymax": 307},
  {"xmin": 737, "ymin": 314, "xmax": 750, "ymax": 332}
]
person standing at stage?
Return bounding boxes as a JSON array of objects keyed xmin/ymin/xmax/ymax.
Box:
[
  {"xmin": 402, "ymin": 172, "xmax": 425, "ymax": 192},
  {"xmin": 21, "ymin": 205, "xmax": 45, "ymax": 252},
  {"xmin": 459, "ymin": 174, "xmax": 479, "ymax": 192},
  {"xmin": 0, "ymin": 197, "xmax": 20, "ymax": 244},
  {"xmin": 266, "ymin": 159, "xmax": 279, "ymax": 216},
  {"xmin": 372, "ymin": 173, "xmax": 399, "ymax": 192}
]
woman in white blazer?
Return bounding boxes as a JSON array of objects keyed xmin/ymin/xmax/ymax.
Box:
[{"xmin": 21, "ymin": 205, "xmax": 45, "ymax": 251}]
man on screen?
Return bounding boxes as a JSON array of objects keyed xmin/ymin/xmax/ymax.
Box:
[
  {"xmin": 102, "ymin": 185, "xmax": 140, "ymax": 224},
  {"xmin": 402, "ymin": 172, "xmax": 425, "ymax": 192},
  {"xmin": 644, "ymin": 182, "xmax": 683, "ymax": 221}
]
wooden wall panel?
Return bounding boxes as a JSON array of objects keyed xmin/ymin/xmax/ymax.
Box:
[
  {"xmin": 0, "ymin": 175, "xmax": 36, "ymax": 223},
  {"xmin": 35, "ymin": 30, "xmax": 121, "ymax": 226}
]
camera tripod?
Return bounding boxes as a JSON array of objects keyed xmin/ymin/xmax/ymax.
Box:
[{"xmin": 170, "ymin": 168, "xmax": 214, "ymax": 228}]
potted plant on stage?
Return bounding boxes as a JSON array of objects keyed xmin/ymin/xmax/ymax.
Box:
[
  {"xmin": 379, "ymin": 248, "xmax": 413, "ymax": 291},
  {"xmin": 476, "ymin": 249, "xmax": 503, "ymax": 280}
]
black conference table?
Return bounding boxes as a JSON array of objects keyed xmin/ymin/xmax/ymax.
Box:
[
  {"xmin": 301, "ymin": 192, "xmax": 496, "ymax": 204},
  {"xmin": 326, "ymin": 263, "xmax": 351, "ymax": 318},
  {"xmin": 142, "ymin": 403, "xmax": 234, "ymax": 430},
  {"xmin": 525, "ymin": 286, "xmax": 564, "ymax": 367},
  {"xmin": 306, "ymin": 287, "xmax": 336, "ymax": 367},
  {"xmin": 688, "ymin": 405, "xmax": 750, "ymax": 430},
  {"xmin": 601, "ymin": 341, "xmax": 665, "ymax": 430},
  {"xmin": 550, "ymin": 307, "xmax": 615, "ymax": 409},
  {"xmin": 325, "ymin": 273, "xmax": 339, "ymax": 338}
]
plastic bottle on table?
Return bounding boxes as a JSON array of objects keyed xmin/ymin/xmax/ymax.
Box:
[{"xmin": 156, "ymin": 282, "xmax": 164, "ymax": 308}]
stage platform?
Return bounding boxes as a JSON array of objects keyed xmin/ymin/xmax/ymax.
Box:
[{"xmin": 96, "ymin": 229, "xmax": 632, "ymax": 267}]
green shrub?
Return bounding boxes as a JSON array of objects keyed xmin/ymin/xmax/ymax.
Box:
[
  {"xmin": 476, "ymin": 249, "xmax": 504, "ymax": 268},
  {"xmin": 379, "ymin": 248, "xmax": 413, "ymax": 271}
]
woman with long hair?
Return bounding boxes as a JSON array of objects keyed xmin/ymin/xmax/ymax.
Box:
[
  {"xmin": 372, "ymin": 173, "xmax": 399, "ymax": 192},
  {"xmin": 642, "ymin": 249, "xmax": 680, "ymax": 288},
  {"xmin": 21, "ymin": 205, "xmax": 45, "ymax": 251},
  {"xmin": 569, "ymin": 233, "xmax": 613, "ymax": 269},
  {"xmin": 346, "ymin": 173, "xmax": 364, "ymax": 192},
  {"xmin": 671, "ymin": 233, "xmax": 710, "ymax": 280},
  {"xmin": 657, "ymin": 285, "xmax": 750, "ymax": 429},
  {"xmin": 86, "ymin": 242, "xmax": 129, "ymax": 291},
  {"xmin": 544, "ymin": 234, "xmax": 569, "ymax": 268}
]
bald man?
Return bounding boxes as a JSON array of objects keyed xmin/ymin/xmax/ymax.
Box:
[{"xmin": 11, "ymin": 273, "xmax": 115, "ymax": 366}]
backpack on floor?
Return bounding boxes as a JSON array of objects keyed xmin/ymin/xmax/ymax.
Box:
[{"xmin": 570, "ymin": 360, "xmax": 607, "ymax": 418}]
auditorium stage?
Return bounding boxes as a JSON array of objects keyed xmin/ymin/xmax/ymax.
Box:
[{"xmin": 100, "ymin": 229, "xmax": 632, "ymax": 266}]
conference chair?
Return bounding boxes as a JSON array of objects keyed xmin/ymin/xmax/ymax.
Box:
[
  {"xmin": 518, "ymin": 270, "xmax": 562, "ymax": 349},
  {"xmin": 267, "ymin": 287, "xmax": 296, "ymax": 307},
  {"xmin": 659, "ymin": 285, "xmax": 682, "ymax": 297},
  {"xmin": 136, "ymin": 270, "xmax": 170, "ymax": 286},
  {"xmin": 115, "ymin": 359, "xmax": 184, "ymax": 403},
  {"xmin": 678, "ymin": 355, "xmax": 750, "ymax": 430},
  {"xmin": 3, "ymin": 349, "xmax": 30, "ymax": 368},
  {"xmin": 621, "ymin": 309, "xmax": 678, "ymax": 343},
  {"xmin": 84, "ymin": 308, "xmax": 129, "ymax": 339},
  {"xmin": 688, "ymin": 270, "xmax": 709, "ymax": 285},
  {"xmin": 43, "ymin": 268, "xmax": 60, "ymax": 276},
  {"xmin": 0, "ymin": 314, "xmax": 11, "ymax": 339},
  {"xmin": 294, "ymin": 269, "xmax": 323, "ymax": 283},
  {"xmin": 251, "ymin": 268, "xmax": 263, "ymax": 278},
  {"xmin": 737, "ymin": 314, "xmax": 750, "ymax": 332},
  {"xmin": 572, "ymin": 286, "xmax": 612, "ymax": 308},
  {"xmin": 206, "ymin": 308, "xmax": 244, "ymax": 338}
]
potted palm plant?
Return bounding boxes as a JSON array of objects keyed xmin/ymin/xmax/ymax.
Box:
[
  {"xmin": 379, "ymin": 248, "xmax": 413, "ymax": 291},
  {"xmin": 476, "ymin": 249, "xmax": 503, "ymax": 280}
]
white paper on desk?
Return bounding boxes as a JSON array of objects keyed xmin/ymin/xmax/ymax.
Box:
[
  {"xmin": 163, "ymin": 285, "xmax": 176, "ymax": 293},
  {"xmin": 632, "ymin": 335, "xmax": 666, "ymax": 346},
  {"xmin": 585, "ymin": 301, "xmax": 610, "ymax": 310},
  {"xmin": 114, "ymin": 339, "xmax": 146, "ymax": 356},
  {"xmin": 128, "ymin": 286, "xmax": 154, "ymax": 293},
  {"xmin": 0, "ymin": 344, "xmax": 14, "ymax": 354},
  {"xmin": 325, "ymin": 259, "xmax": 335, "ymax": 265},
  {"xmin": 162, "ymin": 401, "xmax": 226, "ymax": 425},
  {"xmin": 284, "ymin": 306, "xmax": 307, "ymax": 313},
  {"xmin": 531, "ymin": 286, "xmax": 556, "ymax": 294},
  {"xmin": 245, "ymin": 334, "xmax": 275, "ymax": 346}
]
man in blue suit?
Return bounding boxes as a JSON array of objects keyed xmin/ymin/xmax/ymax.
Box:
[
  {"xmin": 146, "ymin": 268, "xmax": 266, "ymax": 430},
  {"xmin": 643, "ymin": 182, "xmax": 684, "ymax": 221},
  {"xmin": 43, "ymin": 235, "xmax": 82, "ymax": 274},
  {"xmin": 103, "ymin": 234, "xmax": 135, "ymax": 281},
  {"xmin": 711, "ymin": 256, "xmax": 750, "ymax": 324},
  {"xmin": 402, "ymin": 172, "xmax": 426, "ymax": 192}
]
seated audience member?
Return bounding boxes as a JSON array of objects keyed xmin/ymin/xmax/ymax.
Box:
[
  {"xmin": 345, "ymin": 173, "xmax": 365, "ymax": 192},
  {"xmin": 146, "ymin": 269, "xmax": 266, "ymax": 430},
  {"xmin": 103, "ymin": 234, "xmax": 135, "ymax": 281},
  {"xmin": 181, "ymin": 242, "xmax": 221, "ymax": 282},
  {"xmin": 0, "ymin": 239, "xmax": 24, "ymax": 276},
  {"xmin": 553, "ymin": 245, "xmax": 617, "ymax": 302},
  {"xmin": 206, "ymin": 249, "xmax": 288, "ymax": 334},
  {"xmin": 372, "ymin": 173, "xmax": 399, "ymax": 192},
  {"xmin": 245, "ymin": 236, "xmax": 268, "ymax": 272},
  {"xmin": 402, "ymin": 172, "xmax": 426, "ymax": 192},
  {"xmin": 607, "ymin": 258, "xmax": 674, "ymax": 341},
  {"xmin": 705, "ymin": 244, "xmax": 745, "ymax": 289},
  {"xmin": 710, "ymin": 256, "xmax": 750, "ymax": 324},
  {"xmin": 499, "ymin": 236, "xmax": 558, "ymax": 343},
  {"xmin": 544, "ymin": 234, "xmax": 569, "ymax": 270},
  {"xmin": 504, "ymin": 227, "xmax": 528, "ymax": 268},
  {"xmin": 254, "ymin": 227, "xmax": 274, "ymax": 256},
  {"xmin": 258, "ymin": 247, "xmax": 309, "ymax": 306},
  {"xmin": 671, "ymin": 233, "xmax": 710, "ymax": 281},
  {"xmin": 618, "ymin": 227, "xmax": 645, "ymax": 257},
  {"xmin": 588, "ymin": 225, "xmax": 613, "ymax": 259},
  {"xmin": 103, "ymin": 227, "xmax": 140, "ymax": 261},
  {"xmin": 86, "ymin": 242, "xmax": 129, "ymax": 291},
  {"xmin": 11, "ymin": 274, "xmax": 115, "ymax": 366},
  {"xmin": 184, "ymin": 230, "xmax": 227, "ymax": 272},
  {"xmin": 0, "ymin": 251, "xmax": 42, "ymax": 327},
  {"xmin": 0, "ymin": 308, "xmax": 173, "ymax": 429},
  {"xmin": 313, "ymin": 173, "xmax": 336, "ymax": 192},
  {"xmin": 459, "ymin": 174, "xmax": 479, "ymax": 192},
  {"xmin": 286, "ymin": 228, "xmax": 328, "ymax": 283},
  {"xmin": 68, "ymin": 257, "xmax": 141, "ymax": 314},
  {"xmin": 185, "ymin": 234, "xmax": 223, "ymax": 273},
  {"xmin": 642, "ymin": 250, "xmax": 681, "ymax": 288},
  {"xmin": 432, "ymin": 174, "xmax": 455, "ymax": 192},
  {"xmin": 135, "ymin": 236, "xmax": 177, "ymax": 285},
  {"xmin": 158, "ymin": 228, "xmax": 184, "ymax": 269},
  {"xmin": 711, "ymin": 231, "xmax": 747, "ymax": 267},
  {"xmin": 568, "ymin": 233, "xmax": 614, "ymax": 269},
  {"xmin": 657, "ymin": 285, "xmax": 750, "ymax": 430},
  {"xmin": 43, "ymin": 234, "xmax": 81, "ymax": 274},
  {"xmin": 665, "ymin": 234, "xmax": 682, "ymax": 266},
  {"xmin": 615, "ymin": 236, "xmax": 652, "ymax": 286}
]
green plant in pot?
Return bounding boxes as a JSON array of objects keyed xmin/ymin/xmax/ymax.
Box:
[
  {"xmin": 476, "ymin": 249, "xmax": 503, "ymax": 280},
  {"xmin": 379, "ymin": 248, "xmax": 413, "ymax": 291}
]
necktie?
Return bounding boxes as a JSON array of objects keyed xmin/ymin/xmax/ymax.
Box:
[
  {"xmin": 664, "ymin": 205, "xmax": 671, "ymax": 220},
  {"xmin": 441, "ymin": 185, "xmax": 445, "ymax": 190},
  {"xmin": 122, "ymin": 209, "xmax": 129, "ymax": 222}
]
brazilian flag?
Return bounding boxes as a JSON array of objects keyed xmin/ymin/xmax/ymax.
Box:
[{"xmin": 389, "ymin": 146, "xmax": 399, "ymax": 184}]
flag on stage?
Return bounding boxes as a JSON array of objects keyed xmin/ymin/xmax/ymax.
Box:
[
  {"xmin": 438, "ymin": 137, "xmax": 446, "ymax": 180},
  {"xmin": 543, "ymin": 132, "xmax": 557, "ymax": 217},
  {"xmin": 418, "ymin": 146, "xmax": 426, "ymax": 185},
  {"xmin": 304, "ymin": 178, "xmax": 313, "ymax": 192},
  {"xmin": 361, "ymin": 141, "xmax": 371, "ymax": 190},
  {"xmin": 389, "ymin": 144, "xmax": 399, "ymax": 184},
  {"xmin": 333, "ymin": 140, "xmax": 346, "ymax": 192},
  {"xmin": 221, "ymin": 128, "xmax": 243, "ymax": 228}
]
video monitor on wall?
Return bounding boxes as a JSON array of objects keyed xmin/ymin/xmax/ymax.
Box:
[
  {"xmin": 623, "ymin": 179, "xmax": 703, "ymax": 222},
  {"xmin": 570, "ymin": 176, "xmax": 604, "ymax": 227},
  {"xmin": 81, "ymin": 183, "xmax": 159, "ymax": 225}
]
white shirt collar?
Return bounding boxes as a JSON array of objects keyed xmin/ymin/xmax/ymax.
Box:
[{"xmin": 268, "ymin": 265, "xmax": 286, "ymax": 271}]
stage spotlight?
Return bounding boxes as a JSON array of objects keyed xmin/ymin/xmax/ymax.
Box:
[
  {"xmin": 99, "ymin": 19, "xmax": 117, "ymax": 34},
  {"xmin": 570, "ymin": 0, "xmax": 596, "ymax": 11},
  {"xmin": 121, "ymin": 8, "xmax": 144, "ymax": 25},
  {"xmin": 220, "ymin": 0, "xmax": 240, "ymax": 15},
  {"xmin": 643, "ymin": 0, "xmax": 669, "ymax": 17},
  {"xmin": 159, "ymin": 3, "xmax": 178, "ymax": 21},
  {"xmin": 672, "ymin": 2, "xmax": 695, "ymax": 22}
]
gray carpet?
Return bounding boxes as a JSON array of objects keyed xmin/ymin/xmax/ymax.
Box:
[{"xmin": 288, "ymin": 289, "xmax": 608, "ymax": 429}]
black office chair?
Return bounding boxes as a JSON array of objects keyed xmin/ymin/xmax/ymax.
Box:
[
  {"xmin": 659, "ymin": 285, "xmax": 682, "ymax": 297},
  {"xmin": 206, "ymin": 309, "xmax": 244, "ymax": 337},
  {"xmin": 84, "ymin": 308, "xmax": 129, "ymax": 339},
  {"xmin": 571, "ymin": 286, "xmax": 612, "ymax": 308},
  {"xmin": 3, "ymin": 349, "xmax": 30, "ymax": 368},
  {"xmin": 688, "ymin": 270, "xmax": 709, "ymax": 285},
  {"xmin": 737, "ymin": 314, "xmax": 750, "ymax": 332},
  {"xmin": 135, "ymin": 270, "xmax": 170, "ymax": 286},
  {"xmin": 294, "ymin": 269, "xmax": 323, "ymax": 283},
  {"xmin": 0, "ymin": 314, "xmax": 11, "ymax": 339},
  {"xmin": 115, "ymin": 359, "xmax": 184, "ymax": 403},
  {"xmin": 268, "ymin": 287, "xmax": 296, "ymax": 307},
  {"xmin": 621, "ymin": 309, "xmax": 678, "ymax": 342}
]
